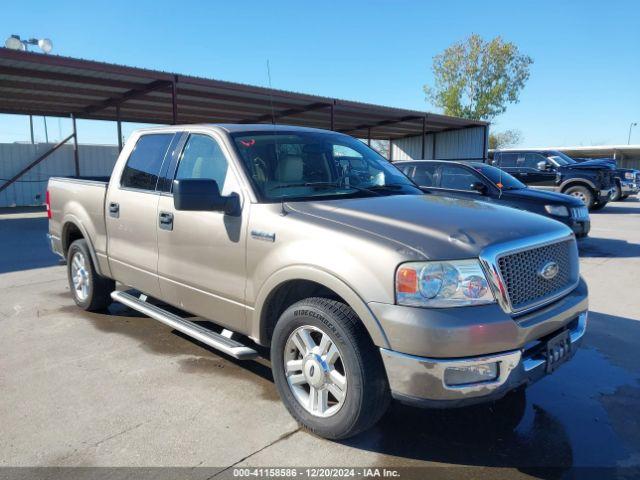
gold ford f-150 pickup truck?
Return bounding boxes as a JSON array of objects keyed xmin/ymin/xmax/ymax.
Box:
[{"xmin": 47, "ymin": 124, "xmax": 588, "ymax": 439}]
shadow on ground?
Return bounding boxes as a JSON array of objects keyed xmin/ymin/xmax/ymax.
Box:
[
  {"xmin": 0, "ymin": 216, "xmax": 61, "ymax": 273},
  {"xmin": 578, "ymin": 236, "xmax": 640, "ymax": 258}
]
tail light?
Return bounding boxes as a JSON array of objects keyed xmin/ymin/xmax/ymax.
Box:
[{"xmin": 45, "ymin": 190, "xmax": 52, "ymax": 219}]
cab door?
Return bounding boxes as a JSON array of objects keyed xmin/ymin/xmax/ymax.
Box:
[
  {"xmin": 105, "ymin": 132, "xmax": 177, "ymax": 297},
  {"xmin": 156, "ymin": 132, "xmax": 249, "ymax": 333},
  {"xmin": 519, "ymin": 153, "xmax": 557, "ymax": 190}
]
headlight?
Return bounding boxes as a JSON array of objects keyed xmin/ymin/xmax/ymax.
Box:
[
  {"xmin": 396, "ymin": 260, "xmax": 495, "ymax": 307},
  {"xmin": 544, "ymin": 205, "xmax": 569, "ymax": 217},
  {"xmin": 625, "ymin": 172, "xmax": 634, "ymax": 180}
]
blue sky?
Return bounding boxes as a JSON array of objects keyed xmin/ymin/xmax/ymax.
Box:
[{"xmin": 1, "ymin": 0, "xmax": 639, "ymax": 146}]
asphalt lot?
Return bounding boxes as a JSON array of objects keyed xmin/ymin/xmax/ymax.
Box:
[{"xmin": 1, "ymin": 201, "xmax": 639, "ymax": 479}]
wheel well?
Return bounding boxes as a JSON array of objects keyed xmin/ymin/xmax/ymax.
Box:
[
  {"xmin": 62, "ymin": 222, "xmax": 84, "ymax": 257},
  {"xmin": 261, "ymin": 280, "xmax": 346, "ymax": 343},
  {"xmin": 561, "ymin": 181, "xmax": 596, "ymax": 195}
]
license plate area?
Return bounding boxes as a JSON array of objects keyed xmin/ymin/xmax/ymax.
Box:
[{"xmin": 545, "ymin": 329, "xmax": 571, "ymax": 373}]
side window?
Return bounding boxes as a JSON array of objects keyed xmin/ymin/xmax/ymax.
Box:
[
  {"xmin": 522, "ymin": 153, "xmax": 546, "ymax": 169},
  {"xmin": 496, "ymin": 153, "xmax": 518, "ymax": 168},
  {"xmin": 175, "ymin": 134, "xmax": 229, "ymax": 190},
  {"xmin": 439, "ymin": 164, "xmax": 479, "ymax": 191},
  {"xmin": 411, "ymin": 163, "xmax": 438, "ymax": 187},
  {"xmin": 120, "ymin": 134, "xmax": 174, "ymax": 191}
]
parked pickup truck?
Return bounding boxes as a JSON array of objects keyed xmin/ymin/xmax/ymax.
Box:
[
  {"xmin": 489, "ymin": 149, "xmax": 614, "ymax": 210},
  {"xmin": 47, "ymin": 124, "xmax": 588, "ymax": 439},
  {"xmin": 572, "ymin": 157, "xmax": 639, "ymax": 202}
]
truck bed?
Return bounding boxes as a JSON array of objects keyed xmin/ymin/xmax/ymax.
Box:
[{"xmin": 47, "ymin": 177, "xmax": 110, "ymax": 273}]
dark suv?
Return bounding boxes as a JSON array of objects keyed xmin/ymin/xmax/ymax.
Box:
[{"xmin": 490, "ymin": 149, "xmax": 614, "ymax": 210}]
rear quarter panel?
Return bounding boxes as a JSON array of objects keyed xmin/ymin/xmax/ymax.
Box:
[{"xmin": 48, "ymin": 178, "xmax": 110, "ymax": 276}]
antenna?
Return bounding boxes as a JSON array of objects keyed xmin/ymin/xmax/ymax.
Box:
[{"xmin": 266, "ymin": 60, "xmax": 287, "ymax": 216}]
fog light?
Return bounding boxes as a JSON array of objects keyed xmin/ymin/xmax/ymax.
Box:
[{"xmin": 444, "ymin": 362, "xmax": 499, "ymax": 386}]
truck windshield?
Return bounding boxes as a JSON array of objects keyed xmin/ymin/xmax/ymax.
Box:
[
  {"xmin": 472, "ymin": 164, "xmax": 526, "ymax": 190},
  {"xmin": 548, "ymin": 151, "xmax": 577, "ymax": 166},
  {"xmin": 231, "ymin": 131, "xmax": 421, "ymax": 201}
]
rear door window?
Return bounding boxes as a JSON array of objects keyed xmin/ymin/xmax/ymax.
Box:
[
  {"xmin": 121, "ymin": 134, "xmax": 174, "ymax": 191},
  {"xmin": 495, "ymin": 152, "xmax": 518, "ymax": 168},
  {"xmin": 411, "ymin": 163, "xmax": 438, "ymax": 187},
  {"xmin": 438, "ymin": 164, "xmax": 479, "ymax": 191}
]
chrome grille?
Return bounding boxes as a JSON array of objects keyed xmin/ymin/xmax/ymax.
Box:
[
  {"xmin": 570, "ymin": 206, "xmax": 589, "ymax": 220},
  {"xmin": 497, "ymin": 239, "xmax": 579, "ymax": 313}
]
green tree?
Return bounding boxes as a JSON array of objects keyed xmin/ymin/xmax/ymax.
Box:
[
  {"xmin": 424, "ymin": 34, "xmax": 533, "ymax": 121},
  {"xmin": 489, "ymin": 129, "xmax": 523, "ymax": 149}
]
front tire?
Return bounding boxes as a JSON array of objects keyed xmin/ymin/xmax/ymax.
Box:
[
  {"xmin": 564, "ymin": 185, "xmax": 594, "ymax": 209},
  {"xmin": 611, "ymin": 182, "xmax": 622, "ymax": 202},
  {"xmin": 67, "ymin": 239, "xmax": 114, "ymax": 311},
  {"xmin": 271, "ymin": 297, "xmax": 390, "ymax": 440}
]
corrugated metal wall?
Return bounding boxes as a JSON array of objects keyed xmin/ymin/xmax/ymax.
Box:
[
  {"xmin": 390, "ymin": 126, "xmax": 487, "ymax": 161},
  {"xmin": 0, "ymin": 143, "xmax": 118, "ymax": 207}
]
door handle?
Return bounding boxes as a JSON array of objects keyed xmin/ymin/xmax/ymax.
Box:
[
  {"xmin": 108, "ymin": 202, "xmax": 119, "ymax": 218},
  {"xmin": 159, "ymin": 211, "xmax": 174, "ymax": 231}
]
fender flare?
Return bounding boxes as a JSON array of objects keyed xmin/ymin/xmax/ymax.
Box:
[
  {"xmin": 61, "ymin": 215, "xmax": 104, "ymax": 277},
  {"xmin": 252, "ymin": 265, "xmax": 390, "ymax": 349},
  {"xmin": 559, "ymin": 178, "xmax": 597, "ymax": 193}
]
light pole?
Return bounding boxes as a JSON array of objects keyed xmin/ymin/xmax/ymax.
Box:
[
  {"xmin": 629, "ymin": 122, "xmax": 638, "ymax": 145},
  {"xmin": 5, "ymin": 35, "xmax": 54, "ymax": 144}
]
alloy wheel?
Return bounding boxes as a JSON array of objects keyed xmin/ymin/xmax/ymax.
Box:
[{"xmin": 284, "ymin": 325, "xmax": 347, "ymax": 418}]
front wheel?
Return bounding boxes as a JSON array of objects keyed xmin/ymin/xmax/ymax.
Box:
[
  {"xmin": 611, "ymin": 183, "xmax": 622, "ymax": 202},
  {"xmin": 271, "ymin": 297, "xmax": 390, "ymax": 440},
  {"xmin": 563, "ymin": 185, "xmax": 594, "ymax": 209},
  {"xmin": 67, "ymin": 239, "xmax": 114, "ymax": 311}
]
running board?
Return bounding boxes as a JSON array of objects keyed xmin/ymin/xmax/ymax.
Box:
[{"xmin": 110, "ymin": 291, "xmax": 258, "ymax": 360}]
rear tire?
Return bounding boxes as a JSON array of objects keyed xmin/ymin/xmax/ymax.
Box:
[
  {"xmin": 67, "ymin": 239, "xmax": 114, "ymax": 311},
  {"xmin": 563, "ymin": 185, "xmax": 594, "ymax": 209},
  {"xmin": 271, "ymin": 297, "xmax": 391, "ymax": 440}
]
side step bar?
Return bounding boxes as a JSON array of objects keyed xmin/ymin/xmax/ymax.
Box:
[{"xmin": 110, "ymin": 291, "xmax": 258, "ymax": 360}]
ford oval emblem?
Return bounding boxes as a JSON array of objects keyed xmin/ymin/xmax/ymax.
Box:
[{"xmin": 539, "ymin": 261, "xmax": 559, "ymax": 280}]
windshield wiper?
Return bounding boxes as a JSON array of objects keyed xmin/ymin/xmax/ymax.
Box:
[{"xmin": 269, "ymin": 181, "xmax": 382, "ymax": 196}]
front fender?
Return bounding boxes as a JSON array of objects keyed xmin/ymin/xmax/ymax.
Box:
[{"xmin": 251, "ymin": 264, "xmax": 390, "ymax": 349}]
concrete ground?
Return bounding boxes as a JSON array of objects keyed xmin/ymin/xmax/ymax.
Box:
[{"xmin": 1, "ymin": 201, "xmax": 639, "ymax": 479}]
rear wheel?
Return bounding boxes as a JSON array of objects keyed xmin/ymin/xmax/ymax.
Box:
[
  {"xmin": 271, "ymin": 297, "xmax": 390, "ymax": 440},
  {"xmin": 564, "ymin": 185, "xmax": 594, "ymax": 209},
  {"xmin": 67, "ymin": 239, "xmax": 114, "ymax": 311},
  {"xmin": 611, "ymin": 182, "xmax": 622, "ymax": 202}
]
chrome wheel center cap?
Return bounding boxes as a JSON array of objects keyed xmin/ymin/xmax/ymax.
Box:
[{"xmin": 303, "ymin": 354, "xmax": 327, "ymax": 388}]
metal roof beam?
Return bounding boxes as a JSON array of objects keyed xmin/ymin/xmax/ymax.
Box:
[
  {"xmin": 339, "ymin": 115, "xmax": 424, "ymax": 134},
  {"xmin": 83, "ymin": 80, "xmax": 172, "ymax": 114}
]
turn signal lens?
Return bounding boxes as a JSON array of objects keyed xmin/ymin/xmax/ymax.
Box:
[{"xmin": 396, "ymin": 267, "xmax": 418, "ymax": 293}]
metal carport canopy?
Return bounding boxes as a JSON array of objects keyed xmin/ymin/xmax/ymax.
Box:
[{"xmin": 0, "ymin": 48, "xmax": 486, "ymax": 140}]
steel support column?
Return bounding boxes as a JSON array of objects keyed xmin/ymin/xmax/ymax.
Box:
[
  {"xmin": 71, "ymin": 114, "xmax": 80, "ymax": 176},
  {"xmin": 172, "ymin": 75, "xmax": 178, "ymax": 125},
  {"xmin": 29, "ymin": 115, "xmax": 34, "ymax": 144},
  {"xmin": 388, "ymin": 138, "xmax": 393, "ymax": 160},
  {"xmin": 116, "ymin": 105, "xmax": 123, "ymax": 152},
  {"xmin": 432, "ymin": 133, "xmax": 437, "ymax": 160},
  {"xmin": 482, "ymin": 124, "xmax": 488, "ymax": 161},
  {"xmin": 421, "ymin": 116, "xmax": 426, "ymax": 159}
]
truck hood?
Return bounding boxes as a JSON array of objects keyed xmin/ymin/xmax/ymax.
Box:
[
  {"xmin": 288, "ymin": 194, "xmax": 570, "ymax": 260},
  {"xmin": 562, "ymin": 161, "xmax": 613, "ymax": 171},
  {"xmin": 501, "ymin": 187, "xmax": 584, "ymax": 206}
]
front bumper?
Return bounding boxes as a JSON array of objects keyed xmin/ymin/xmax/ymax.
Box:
[
  {"xmin": 558, "ymin": 216, "xmax": 590, "ymax": 238},
  {"xmin": 621, "ymin": 181, "xmax": 639, "ymax": 195},
  {"xmin": 381, "ymin": 311, "xmax": 587, "ymax": 408}
]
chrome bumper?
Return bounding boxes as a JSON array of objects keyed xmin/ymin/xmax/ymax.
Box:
[
  {"xmin": 621, "ymin": 182, "xmax": 638, "ymax": 194},
  {"xmin": 381, "ymin": 311, "xmax": 588, "ymax": 408},
  {"xmin": 47, "ymin": 233, "xmax": 64, "ymax": 258}
]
